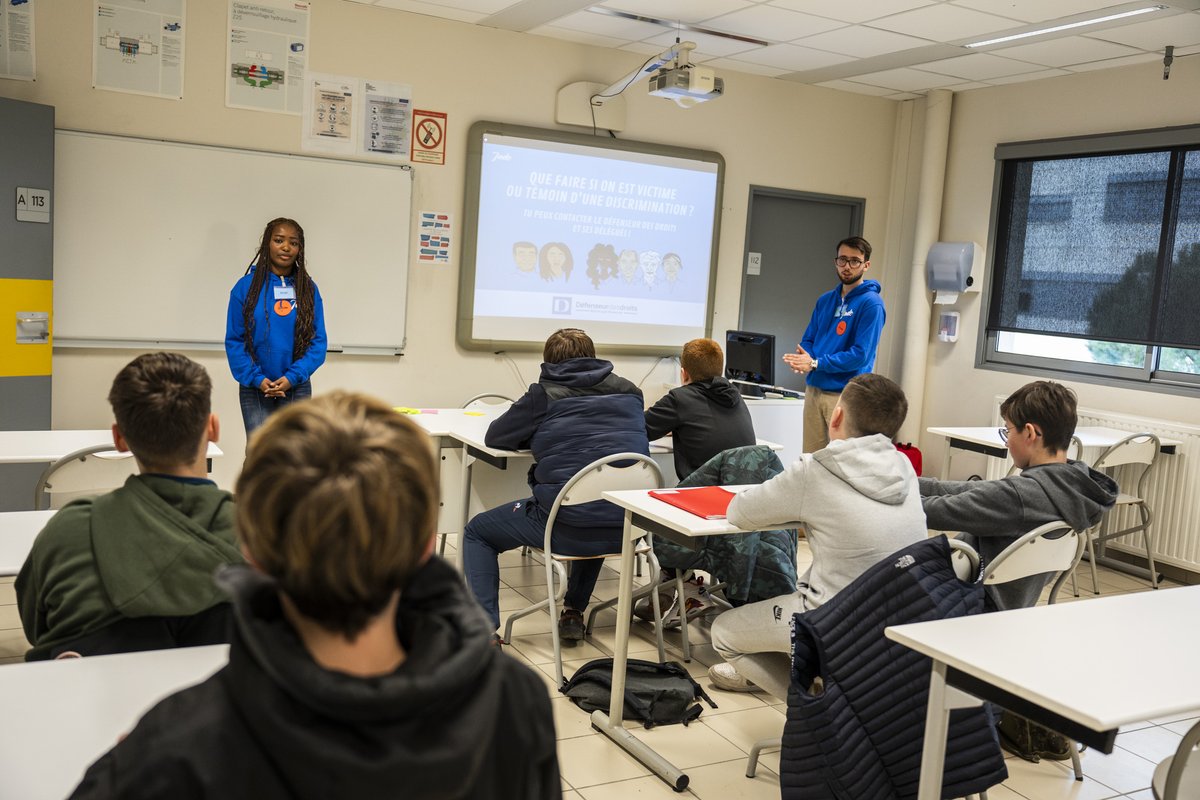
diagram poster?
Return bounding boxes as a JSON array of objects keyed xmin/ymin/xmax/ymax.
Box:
[
  {"xmin": 417, "ymin": 211, "xmax": 452, "ymax": 264},
  {"xmin": 0, "ymin": 0, "xmax": 34, "ymax": 81},
  {"xmin": 361, "ymin": 79, "xmax": 411, "ymax": 162},
  {"xmin": 226, "ymin": 0, "xmax": 309, "ymax": 115},
  {"xmin": 301, "ymin": 72, "xmax": 356, "ymax": 156},
  {"xmin": 93, "ymin": 0, "xmax": 185, "ymax": 99}
]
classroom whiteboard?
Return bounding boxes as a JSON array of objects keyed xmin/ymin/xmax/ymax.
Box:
[{"xmin": 53, "ymin": 130, "xmax": 411, "ymax": 353}]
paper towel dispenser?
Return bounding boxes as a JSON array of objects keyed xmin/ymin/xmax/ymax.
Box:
[{"xmin": 926, "ymin": 242, "xmax": 980, "ymax": 293}]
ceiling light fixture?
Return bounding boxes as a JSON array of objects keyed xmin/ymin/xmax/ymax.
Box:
[{"xmin": 964, "ymin": 5, "xmax": 1167, "ymax": 49}]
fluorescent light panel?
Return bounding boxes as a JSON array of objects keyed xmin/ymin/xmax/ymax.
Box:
[{"xmin": 964, "ymin": 5, "xmax": 1166, "ymax": 48}]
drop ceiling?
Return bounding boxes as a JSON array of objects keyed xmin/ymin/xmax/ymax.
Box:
[{"xmin": 348, "ymin": 0, "xmax": 1200, "ymax": 99}]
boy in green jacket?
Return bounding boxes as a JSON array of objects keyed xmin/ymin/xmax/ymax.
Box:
[{"xmin": 16, "ymin": 352, "xmax": 242, "ymax": 660}]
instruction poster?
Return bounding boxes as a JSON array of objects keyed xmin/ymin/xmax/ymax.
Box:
[
  {"xmin": 301, "ymin": 73, "xmax": 356, "ymax": 156},
  {"xmin": 417, "ymin": 211, "xmax": 452, "ymax": 264},
  {"xmin": 361, "ymin": 79, "xmax": 411, "ymax": 162},
  {"xmin": 0, "ymin": 0, "xmax": 34, "ymax": 81},
  {"xmin": 411, "ymin": 109, "xmax": 447, "ymax": 165},
  {"xmin": 93, "ymin": 0, "xmax": 185, "ymax": 99},
  {"xmin": 226, "ymin": 0, "xmax": 309, "ymax": 115}
]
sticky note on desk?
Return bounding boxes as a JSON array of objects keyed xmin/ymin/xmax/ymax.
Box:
[
  {"xmin": 393, "ymin": 407, "xmax": 421, "ymax": 415},
  {"xmin": 463, "ymin": 411, "xmax": 485, "ymax": 416}
]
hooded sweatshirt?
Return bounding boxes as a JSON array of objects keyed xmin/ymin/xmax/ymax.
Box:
[
  {"xmin": 727, "ymin": 433, "xmax": 927, "ymax": 610},
  {"xmin": 485, "ymin": 356, "xmax": 649, "ymax": 527},
  {"xmin": 920, "ymin": 461, "xmax": 1119, "ymax": 610},
  {"xmin": 800, "ymin": 279, "xmax": 886, "ymax": 393},
  {"xmin": 69, "ymin": 558, "xmax": 560, "ymax": 800},
  {"xmin": 16, "ymin": 474, "xmax": 242, "ymax": 660},
  {"xmin": 225, "ymin": 266, "xmax": 328, "ymax": 388},
  {"xmin": 644, "ymin": 376, "xmax": 757, "ymax": 480}
]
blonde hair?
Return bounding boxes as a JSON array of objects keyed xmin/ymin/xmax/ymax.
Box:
[{"xmin": 236, "ymin": 392, "xmax": 438, "ymax": 638}]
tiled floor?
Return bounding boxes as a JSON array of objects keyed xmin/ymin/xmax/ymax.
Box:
[{"xmin": 0, "ymin": 542, "xmax": 1190, "ymax": 799}]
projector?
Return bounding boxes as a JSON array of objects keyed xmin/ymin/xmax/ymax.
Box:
[{"xmin": 648, "ymin": 66, "xmax": 724, "ymax": 106}]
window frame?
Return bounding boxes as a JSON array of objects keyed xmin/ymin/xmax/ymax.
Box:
[{"xmin": 977, "ymin": 124, "xmax": 1200, "ymax": 396}]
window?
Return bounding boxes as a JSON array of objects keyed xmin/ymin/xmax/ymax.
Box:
[{"xmin": 983, "ymin": 127, "xmax": 1200, "ymax": 388}]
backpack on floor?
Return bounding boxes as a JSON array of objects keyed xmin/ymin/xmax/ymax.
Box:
[{"xmin": 561, "ymin": 658, "xmax": 717, "ymax": 728}]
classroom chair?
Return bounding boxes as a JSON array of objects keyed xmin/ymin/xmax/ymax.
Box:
[
  {"xmin": 501, "ymin": 452, "xmax": 664, "ymax": 687},
  {"xmin": 33, "ymin": 444, "xmax": 139, "ymax": 510},
  {"xmin": 1152, "ymin": 718, "xmax": 1200, "ymax": 799},
  {"xmin": 1077, "ymin": 432, "xmax": 1161, "ymax": 595}
]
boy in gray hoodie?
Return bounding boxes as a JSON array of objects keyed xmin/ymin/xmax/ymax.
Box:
[
  {"xmin": 708, "ymin": 373, "xmax": 926, "ymax": 699},
  {"xmin": 920, "ymin": 380, "xmax": 1117, "ymax": 611}
]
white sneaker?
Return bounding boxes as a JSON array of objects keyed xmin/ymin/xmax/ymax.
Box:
[{"xmin": 708, "ymin": 662, "xmax": 758, "ymax": 693}]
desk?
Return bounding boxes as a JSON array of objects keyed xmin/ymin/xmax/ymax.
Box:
[
  {"xmin": 595, "ymin": 487, "xmax": 776, "ymax": 791},
  {"xmin": 0, "ymin": 644, "xmax": 229, "ymax": 800},
  {"xmin": 927, "ymin": 425, "xmax": 1180, "ymax": 479},
  {"xmin": 0, "ymin": 430, "xmax": 224, "ymax": 509},
  {"xmin": 0, "ymin": 509, "xmax": 54, "ymax": 576},
  {"xmin": 886, "ymin": 585, "xmax": 1200, "ymax": 800}
]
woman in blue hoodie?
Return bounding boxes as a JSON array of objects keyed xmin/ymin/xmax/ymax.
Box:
[{"xmin": 225, "ymin": 217, "xmax": 327, "ymax": 434}]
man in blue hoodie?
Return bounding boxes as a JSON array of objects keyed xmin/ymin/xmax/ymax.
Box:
[
  {"xmin": 461, "ymin": 328, "xmax": 650, "ymax": 646},
  {"xmin": 784, "ymin": 236, "xmax": 886, "ymax": 453}
]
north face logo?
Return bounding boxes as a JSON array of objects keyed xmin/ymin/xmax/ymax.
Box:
[{"xmin": 894, "ymin": 554, "xmax": 916, "ymax": 569}]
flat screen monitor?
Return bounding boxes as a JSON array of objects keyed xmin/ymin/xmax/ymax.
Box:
[
  {"xmin": 458, "ymin": 121, "xmax": 724, "ymax": 356},
  {"xmin": 725, "ymin": 330, "xmax": 775, "ymax": 390}
]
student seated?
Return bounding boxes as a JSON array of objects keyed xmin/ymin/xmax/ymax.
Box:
[
  {"xmin": 920, "ymin": 380, "xmax": 1118, "ymax": 611},
  {"xmin": 462, "ymin": 327, "xmax": 649, "ymax": 645},
  {"xmin": 70, "ymin": 392, "xmax": 560, "ymax": 799},
  {"xmin": 644, "ymin": 337, "xmax": 756, "ymax": 482},
  {"xmin": 16, "ymin": 352, "xmax": 242, "ymax": 660},
  {"xmin": 707, "ymin": 373, "xmax": 926, "ymax": 699}
]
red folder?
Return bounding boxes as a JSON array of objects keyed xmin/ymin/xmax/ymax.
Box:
[{"xmin": 648, "ymin": 486, "xmax": 736, "ymax": 520}]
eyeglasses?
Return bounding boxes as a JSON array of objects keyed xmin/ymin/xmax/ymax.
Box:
[
  {"xmin": 998, "ymin": 426, "xmax": 1011, "ymax": 443},
  {"xmin": 835, "ymin": 256, "xmax": 865, "ymax": 268}
]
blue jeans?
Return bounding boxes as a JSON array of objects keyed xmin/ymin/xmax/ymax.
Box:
[
  {"xmin": 239, "ymin": 381, "xmax": 312, "ymax": 435},
  {"xmin": 462, "ymin": 499, "xmax": 624, "ymax": 630}
]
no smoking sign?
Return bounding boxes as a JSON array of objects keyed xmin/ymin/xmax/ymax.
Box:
[{"xmin": 411, "ymin": 109, "xmax": 447, "ymax": 165}]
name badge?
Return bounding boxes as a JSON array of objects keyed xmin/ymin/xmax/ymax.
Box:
[{"xmin": 274, "ymin": 285, "xmax": 296, "ymax": 301}]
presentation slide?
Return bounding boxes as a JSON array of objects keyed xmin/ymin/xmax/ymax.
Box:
[{"xmin": 462, "ymin": 129, "xmax": 722, "ymax": 352}]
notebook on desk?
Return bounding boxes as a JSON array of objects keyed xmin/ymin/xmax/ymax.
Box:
[{"xmin": 648, "ymin": 486, "xmax": 736, "ymax": 520}]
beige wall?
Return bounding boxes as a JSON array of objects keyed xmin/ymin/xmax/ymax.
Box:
[
  {"xmin": 925, "ymin": 57, "xmax": 1200, "ymax": 476},
  {"xmin": 0, "ymin": 2, "xmax": 903, "ymax": 488}
]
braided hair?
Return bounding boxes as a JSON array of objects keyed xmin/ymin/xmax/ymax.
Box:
[{"xmin": 241, "ymin": 218, "xmax": 316, "ymax": 366}]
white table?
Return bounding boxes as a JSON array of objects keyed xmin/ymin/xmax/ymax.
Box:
[
  {"xmin": 926, "ymin": 425, "xmax": 1180, "ymax": 479},
  {"xmin": 0, "ymin": 644, "xmax": 229, "ymax": 800},
  {"xmin": 0, "ymin": 509, "xmax": 55, "ymax": 577},
  {"xmin": 887, "ymin": 585, "xmax": 1200, "ymax": 800},
  {"xmin": 595, "ymin": 486, "xmax": 782, "ymax": 791}
]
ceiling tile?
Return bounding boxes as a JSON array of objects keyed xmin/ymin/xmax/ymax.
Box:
[
  {"xmin": 868, "ymin": 4, "xmax": 1021, "ymax": 41},
  {"xmin": 991, "ymin": 34, "xmax": 1143, "ymax": 66},
  {"xmin": 702, "ymin": 55, "xmax": 790, "ymax": 76},
  {"xmin": 704, "ymin": 4, "xmax": 845, "ymax": 41},
  {"xmin": 843, "ymin": 65, "xmax": 963, "ymax": 91},
  {"xmin": 389, "ymin": 0, "xmax": 515, "ymax": 14},
  {"xmin": 768, "ymin": 0, "xmax": 935, "ymax": 25},
  {"xmin": 984, "ymin": 67, "xmax": 1072, "ymax": 84},
  {"xmin": 527, "ymin": 25, "xmax": 632, "ymax": 48},
  {"xmin": 598, "ymin": 0, "xmax": 752, "ymax": 25},
  {"xmin": 1066, "ymin": 51, "xmax": 1165, "ymax": 70},
  {"xmin": 797, "ymin": 24, "xmax": 933, "ymax": 57},
  {"xmin": 640, "ymin": 29, "xmax": 764, "ymax": 58},
  {"xmin": 912, "ymin": 51, "xmax": 1047, "ymax": 80},
  {"xmin": 948, "ymin": 0, "xmax": 1118, "ymax": 24},
  {"xmin": 943, "ymin": 80, "xmax": 992, "ymax": 90},
  {"xmin": 548, "ymin": 9, "xmax": 666, "ymax": 39},
  {"xmin": 371, "ymin": 0, "xmax": 489, "ymax": 23},
  {"xmin": 725, "ymin": 42, "xmax": 855, "ymax": 70},
  {"xmin": 1087, "ymin": 12, "xmax": 1200, "ymax": 50},
  {"xmin": 815, "ymin": 78, "xmax": 899, "ymax": 95}
]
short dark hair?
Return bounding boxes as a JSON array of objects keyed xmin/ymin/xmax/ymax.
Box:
[
  {"xmin": 236, "ymin": 392, "xmax": 438, "ymax": 639},
  {"xmin": 681, "ymin": 338, "xmax": 724, "ymax": 382},
  {"xmin": 543, "ymin": 328, "xmax": 595, "ymax": 363},
  {"xmin": 838, "ymin": 373, "xmax": 906, "ymax": 438},
  {"xmin": 107, "ymin": 353, "xmax": 212, "ymax": 469},
  {"xmin": 1000, "ymin": 381, "xmax": 1077, "ymax": 453},
  {"xmin": 837, "ymin": 236, "xmax": 872, "ymax": 262}
]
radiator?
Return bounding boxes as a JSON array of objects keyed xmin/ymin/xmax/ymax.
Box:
[{"xmin": 989, "ymin": 399, "xmax": 1200, "ymax": 573}]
